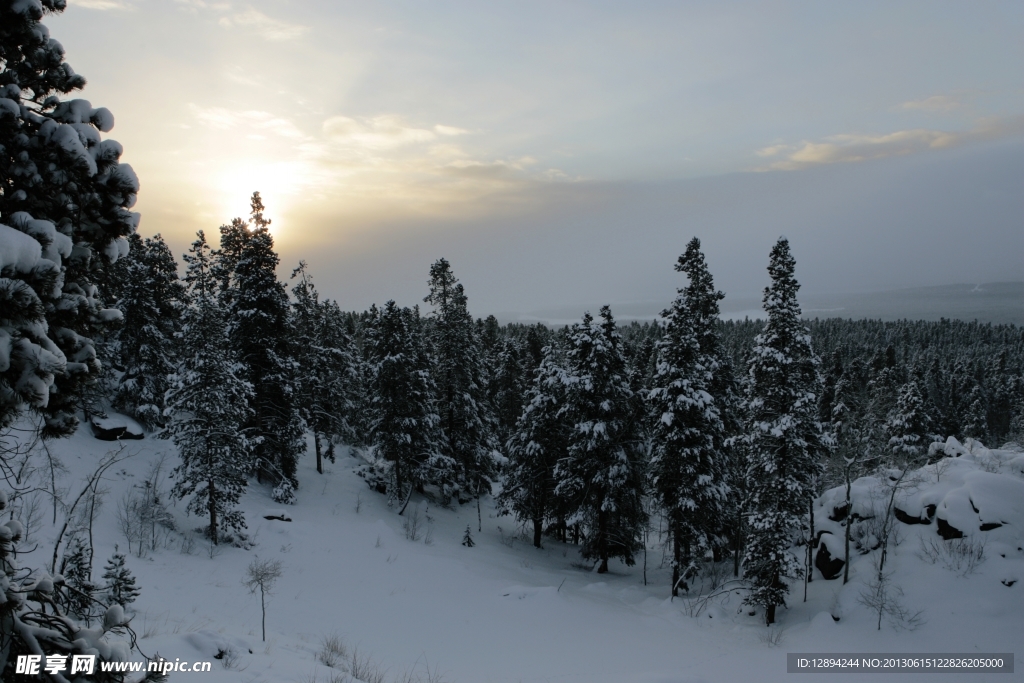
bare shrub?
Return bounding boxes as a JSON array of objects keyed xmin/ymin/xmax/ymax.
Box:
[
  {"xmin": 403, "ymin": 507, "xmax": 421, "ymax": 542},
  {"xmin": 349, "ymin": 647, "xmax": 386, "ymax": 683},
  {"xmin": 496, "ymin": 526, "xmax": 514, "ymax": 548},
  {"xmin": 317, "ymin": 633, "xmax": 349, "ymax": 669},
  {"xmin": 759, "ymin": 626, "xmax": 785, "ymax": 647},
  {"xmin": 919, "ymin": 535, "xmax": 986, "ymax": 576},
  {"xmin": 858, "ymin": 559, "xmax": 924, "ymax": 631}
]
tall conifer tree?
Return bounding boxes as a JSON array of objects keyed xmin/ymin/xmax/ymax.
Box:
[
  {"xmin": 499, "ymin": 345, "xmax": 568, "ymax": 548},
  {"xmin": 368, "ymin": 301, "xmax": 449, "ymax": 506},
  {"xmin": 741, "ymin": 237, "xmax": 827, "ymax": 624},
  {"xmin": 555, "ymin": 307, "xmax": 647, "ymax": 573},
  {"xmin": 113, "ymin": 233, "xmax": 184, "ymax": 428},
  {"xmin": 0, "ymin": 0, "xmax": 140, "ymax": 437},
  {"xmin": 218, "ymin": 193, "xmax": 304, "ymax": 493},
  {"xmin": 648, "ymin": 238, "xmax": 730, "ymax": 596},
  {"xmin": 290, "ymin": 262, "xmax": 359, "ymax": 473},
  {"xmin": 165, "ymin": 231, "xmax": 253, "ymax": 543},
  {"xmin": 423, "ymin": 258, "xmax": 497, "ymax": 503}
]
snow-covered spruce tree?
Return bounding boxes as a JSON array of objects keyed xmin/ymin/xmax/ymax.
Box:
[
  {"xmin": 648, "ymin": 238, "xmax": 730, "ymax": 596},
  {"xmin": 290, "ymin": 262, "xmax": 359, "ymax": 474},
  {"xmin": 367, "ymin": 301, "xmax": 450, "ymax": 508},
  {"xmin": 102, "ymin": 549, "xmax": 139, "ymax": 608},
  {"xmin": 490, "ymin": 336, "xmax": 528, "ymax": 447},
  {"xmin": 164, "ymin": 231, "xmax": 253, "ymax": 544},
  {"xmin": 217, "ymin": 193, "xmax": 304, "ymax": 493},
  {"xmin": 960, "ymin": 382, "xmax": 988, "ymax": 442},
  {"xmin": 423, "ymin": 259, "xmax": 498, "ymax": 504},
  {"xmin": 58, "ymin": 536, "xmax": 97, "ymax": 622},
  {"xmin": 741, "ymin": 237, "xmax": 828, "ymax": 625},
  {"xmin": 0, "ymin": 0, "xmax": 139, "ymax": 437},
  {"xmin": 498, "ymin": 345, "xmax": 569, "ymax": 548},
  {"xmin": 113, "ymin": 233, "xmax": 184, "ymax": 428},
  {"xmin": 885, "ymin": 378, "xmax": 933, "ymax": 462},
  {"xmin": 555, "ymin": 307, "xmax": 647, "ymax": 573}
]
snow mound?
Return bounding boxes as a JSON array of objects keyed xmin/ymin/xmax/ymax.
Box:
[{"xmin": 89, "ymin": 413, "xmax": 144, "ymax": 440}]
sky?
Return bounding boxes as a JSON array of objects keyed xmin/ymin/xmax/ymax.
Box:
[{"xmin": 51, "ymin": 0, "xmax": 1024, "ymax": 316}]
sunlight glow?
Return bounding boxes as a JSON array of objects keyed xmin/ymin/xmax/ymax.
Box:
[{"xmin": 216, "ymin": 160, "xmax": 311, "ymax": 235}]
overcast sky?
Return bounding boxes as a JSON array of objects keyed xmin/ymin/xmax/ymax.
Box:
[{"xmin": 53, "ymin": 0, "xmax": 1024, "ymax": 315}]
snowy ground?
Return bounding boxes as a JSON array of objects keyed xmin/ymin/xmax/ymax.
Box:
[{"xmin": 17, "ymin": 423, "xmax": 1023, "ymax": 683}]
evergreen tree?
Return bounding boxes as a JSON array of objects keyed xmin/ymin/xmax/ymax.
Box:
[
  {"xmin": 423, "ymin": 258, "xmax": 497, "ymax": 503},
  {"xmin": 113, "ymin": 233, "xmax": 184, "ymax": 428},
  {"xmin": 498, "ymin": 345, "xmax": 568, "ymax": 548},
  {"xmin": 165, "ymin": 231, "xmax": 253, "ymax": 544},
  {"xmin": 462, "ymin": 525, "xmax": 475, "ymax": 547},
  {"xmin": 368, "ymin": 301, "xmax": 450, "ymax": 506},
  {"xmin": 218, "ymin": 193, "xmax": 304, "ymax": 492},
  {"xmin": 961, "ymin": 383, "xmax": 988, "ymax": 442},
  {"xmin": 490, "ymin": 336, "xmax": 528, "ymax": 446},
  {"xmin": 885, "ymin": 379, "xmax": 933, "ymax": 460},
  {"xmin": 290, "ymin": 262, "xmax": 359, "ymax": 473},
  {"xmin": 102, "ymin": 549, "xmax": 140, "ymax": 607},
  {"xmin": 555, "ymin": 307, "xmax": 647, "ymax": 573},
  {"xmin": 59, "ymin": 537, "xmax": 97, "ymax": 622},
  {"xmin": 0, "ymin": 0, "xmax": 139, "ymax": 437},
  {"xmin": 648, "ymin": 238, "xmax": 730, "ymax": 596},
  {"xmin": 741, "ymin": 237, "xmax": 827, "ymax": 625}
]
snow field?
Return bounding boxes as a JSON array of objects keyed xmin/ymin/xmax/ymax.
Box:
[{"xmin": 25, "ymin": 424, "xmax": 1024, "ymax": 683}]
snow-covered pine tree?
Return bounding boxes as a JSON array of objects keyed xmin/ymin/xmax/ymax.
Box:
[
  {"xmin": 290, "ymin": 262, "xmax": 359, "ymax": 474},
  {"xmin": 462, "ymin": 525, "xmax": 475, "ymax": 547},
  {"xmin": 885, "ymin": 379, "xmax": 933, "ymax": 461},
  {"xmin": 741, "ymin": 237, "xmax": 828, "ymax": 625},
  {"xmin": 648, "ymin": 238, "xmax": 729, "ymax": 596},
  {"xmin": 368, "ymin": 301, "xmax": 450, "ymax": 507},
  {"xmin": 113, "ymin": 233, "xmax": 184, "ymax": 428},
  {"xmin": 59, "ymin": 537, "xmax": 97, "ymax": 622},
  {"xmin": 960, "ymin": 383, "xmax": 988, "ymax": 442},
  {"xmin": 423, "ymin": 258, "xmax": 498, "ymax": 503},
  {"xmin": 0, "ymin": 0, "xmax": 139, "ymax": 438},
  {"xmin": 102, "ymin": 548, "xmax": 140, "ymax": 607},
  {"xmin": 164, "ymin": 231, "xmax": 253, "ymax": 544},
  {"xmin": 490, "ymin": 336, "xmax": 528, "ymax": 447},
  {"xmin": 498, "ymin": 345, "xmax": 568, "ymax": 548},
  {"xmin": 555, "ymin": 307, "xmax": 647, "ymax": 573},
  {"xmin": 218, "ymin": 193, "xmax": 304, "ymax": 493}
]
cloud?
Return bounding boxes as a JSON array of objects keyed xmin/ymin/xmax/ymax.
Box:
[
  {"xmin": 218, "ymin": 8, "xmax": 309, "ymax": 42},
  {"xmin": 189, "ymin": 105, "xmax": 308, "ymax": 140},
  {"xmin": 754, "ymin": 144, "xmax": 790, "ymax": 158},
  {"xmin": 68, "ymin": 0, "xmax": 133, "ymax": 9},
  {"xmin": 900, "ymin": 95, "xmax": 961, "ymax": 112},
  {"xmin": 753, "ymin": 116, "xmax": 1024, "ymax": 171},
  {"xmin": 174, "ymin": 0, "xmax": 230, "ymax": 10},
  {"xmin": 323, "ymin": 115, "xmax": 451, "ymax": 150}
]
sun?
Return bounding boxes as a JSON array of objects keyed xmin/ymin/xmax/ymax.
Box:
[{"xmin": 216, "ymin": 160, "xmax": 309, "ymax": 235}]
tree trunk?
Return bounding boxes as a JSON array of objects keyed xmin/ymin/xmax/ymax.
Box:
[
  {"xmin": 597, "ymin": 509, "xmax": 609, "ymax": 574},
  {"xmin": 314, "ymin": 432, "xmax": 323, "ymax": 474},
  {"xmin": 808, "ymin": 497, "xmax": 815, "ymax": 583},
  {"xmin": 208, "ymin": 479, "xmax": 218, "ymax": 545},
  {"xmin": 843, "ymin": 475, "xmax": 852, "ymax": 584},
  {"xmin": 260, "ymin": 588, "xmax": 266, "ymax": 641},
  {"xmin": 533, "ymin": 518, "xmax": 543, "ymax": 549},
  {"xmin": 671, "ymin": 523, "xmax": 682, "ymax": 597},
  {"xmin": 733, "ymin": 506, "xmax": 742, "ymax": 577},
  {"xmin": 766, "ymin": 603, "xmax": 776, "ymax": 625}
]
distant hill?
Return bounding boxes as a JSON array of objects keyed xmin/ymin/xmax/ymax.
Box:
[{"xmin": 499, "ymin": 282, "xmax": 1024, "ymax": 326}]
